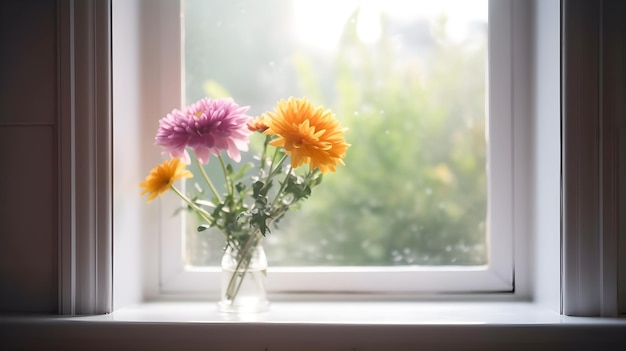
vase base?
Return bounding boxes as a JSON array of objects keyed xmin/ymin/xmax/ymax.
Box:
[{"xmin": 217, "ymin": 299, "xmax": 269, "ymax": 314}]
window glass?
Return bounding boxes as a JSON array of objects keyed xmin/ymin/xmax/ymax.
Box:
[{"xmin": 183, "ymin": 0, "xmax": 488, "ymax": 267}]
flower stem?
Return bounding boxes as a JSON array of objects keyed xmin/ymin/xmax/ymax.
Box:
[
  {"xmin": 267, "ymin": 147, "xmax": 281, "ymax": 177},
  {"xmin": 268, "ymin": 154, "xmax": 288, "ymax": 179},
  {"xmin": 170, "ymin": 185, "xmax": 214, "ymax": 224},
  {"xmin": 271, "ymin": 165, "xmax": 293, "ymax": 208},
  {"xmin": 195, "ymin": 157, "xmax": 222, "ymax": 203},
  {"xmin": 218, "ymin": 154, "xmax": 234, "ymax": 197},
  {"xmin": 260, "ymin": 153, "xmax": 288, "ymax": 195},
  {"xmin": 171, "ymin": 185, "xmax": 237, "ymax": 244},
  {"xmin": 225, "ymin": 231, "xmax": 260, "ymax": 302},
  {"xmin": 259, "ymin": 136, "xmax": 271, "ymax": 176}
]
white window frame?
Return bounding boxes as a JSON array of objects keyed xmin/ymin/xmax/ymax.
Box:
[{"xmin": 144, "ymin": 0, "xmax": 523, "ymax": 298}]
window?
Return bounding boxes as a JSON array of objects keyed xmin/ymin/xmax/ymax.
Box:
[{"xmin": 148, "ymin": 0, "xmax": 517, "ymax": 297}]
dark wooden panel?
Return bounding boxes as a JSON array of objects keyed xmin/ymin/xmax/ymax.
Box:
[
  {"xmin": 603, "ymin": 0, "xmax": 626, "ymax": 316},
  {"xmin": 0, "ymin": 0, "xmax": 57, "ymax": 125},
  {"xmin": 0, "ymin": 126, "xmax": 57, "ymax": 313}
]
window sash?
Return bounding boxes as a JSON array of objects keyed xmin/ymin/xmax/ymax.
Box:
[{"xmin": 156, "ymin": 0, "xmax": 519, "ymax": 296}]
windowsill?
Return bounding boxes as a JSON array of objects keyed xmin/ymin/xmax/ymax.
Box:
[
  {"xmin": 2, "ymin": 302, "xmax": 625, "ymax": 349},
  {"xmin": 75, "ymin": 301, "xmax": 577, "ymax": 324},
  {"xmin": 4, "ymin": 301, "xmax": 625, "ymax": 325}
]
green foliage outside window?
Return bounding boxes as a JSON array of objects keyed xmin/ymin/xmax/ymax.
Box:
[{"xmin": 183, "ymin": 0, "xmax": 487, "ymax": 266}]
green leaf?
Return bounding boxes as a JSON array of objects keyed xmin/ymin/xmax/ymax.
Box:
[
  {"xmin": 250, "ymin": 210, "xmax": 271, "ymax": 236},
  {"xmin": 235, "ymin": 182, "xmax": 246, "ymax": 193},
  {"xmin": 195, "ymin": 199, "xmax": 215, "ymax": 208},
  {"xmin": 283, "ymin": 174, "xmax": 312, "ymax": 202},
  {"xmin": 252, "ymin": 180, "xmax": 272, "ymax": 197},
  {"xmin": 255, "ymin": 195, "xmax": 268, "ymax": 209},
  {"xmin": 312, "ymin": 172, "xmax": 323, "ymax": 187},
  {"xmin": 233, "ymin": 162, "xmax": 253, "ymax": 180},
  {"xmin": 197, "ymin": 224, "xmax": 211, "ymax": 232},
  {"xmin": 252, "ymin": 181, "xmax": 263, "ymax": 194},
  {"xmin": 172, "ymin": 206, "xmax": 188, "ymax": 216}
]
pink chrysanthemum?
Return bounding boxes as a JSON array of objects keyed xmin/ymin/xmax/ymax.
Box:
[{"xmin": 156, "ymin": 98, "xmax": 252, "ymax": 164}]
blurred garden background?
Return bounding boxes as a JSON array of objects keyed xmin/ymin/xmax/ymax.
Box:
[{"xmin": 181, "ymin": 0, "xmax": 488, "ymax": 266}]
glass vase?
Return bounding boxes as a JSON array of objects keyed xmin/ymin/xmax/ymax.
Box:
[{"xmin": 217, "ymin": 243, "xmax": 269, "ymax": 313}]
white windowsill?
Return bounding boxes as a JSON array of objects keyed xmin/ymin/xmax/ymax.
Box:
[{"xmin": 69, "ymin": 301, "xmax": 625, "ymax": 325}]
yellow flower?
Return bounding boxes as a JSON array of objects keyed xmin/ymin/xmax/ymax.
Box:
[
  {"xmin": 263, "ymin": 97, "xmax": 350, "ymax": 173},
  {"xmin": 140, "ymin": 158, "xmax": 192, "ymax": 202}
]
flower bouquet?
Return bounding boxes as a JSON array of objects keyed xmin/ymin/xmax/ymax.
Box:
[{"xmin": 140, "ymin": 96, "xmax": 349, "ymax": 312}]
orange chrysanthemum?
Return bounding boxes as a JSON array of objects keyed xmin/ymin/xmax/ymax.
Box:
[
  {"xmin": 140, "ymin": 158, "xmax": 193, "ymax": 203},
  {"xmin": 263, "ymin": 97, "xmax": 349, "ymax": 173},
  {"xmin": 247, "ymin": 115, "xmax": 269, "ymax": 132}
]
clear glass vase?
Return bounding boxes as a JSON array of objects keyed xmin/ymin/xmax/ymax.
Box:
[{"xmin": 217, "ymin": 243, "xmax": 269, "ymax": 313}]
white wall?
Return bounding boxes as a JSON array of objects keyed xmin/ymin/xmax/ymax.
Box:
[
  {"xmin": 112, "ymin": 0, "xmax": 183, "ymax": 309},
  {"xmin": 531, "ymin": 0, "xmax": 561, "ymax": 312},
  {"xmin": 112, "ymin": 0, "xmax": 147, "ymax": 310}
]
